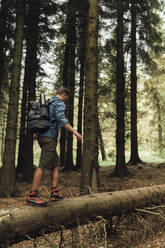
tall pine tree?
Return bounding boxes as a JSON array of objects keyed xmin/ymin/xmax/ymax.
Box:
[
  {"xmin": 81, "ymin": 0, "xmax": 100, "ymax": 195},
  {"xmin": 0, "ymin": 0, "xmax": 24, "ymax": 197}
]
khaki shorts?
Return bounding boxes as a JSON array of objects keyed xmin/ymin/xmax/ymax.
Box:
[{"xmin": 38, "ymin": 137, "xmax": 60, "ymax": 170}]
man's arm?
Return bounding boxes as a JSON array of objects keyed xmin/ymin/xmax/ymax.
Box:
[{"xmin": 64, "ymin": 123, "xmax": 82, "ymax": 141}]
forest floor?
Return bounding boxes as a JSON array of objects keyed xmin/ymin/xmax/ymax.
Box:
[{"xmin": 1, "ymin": 163, "xmax": 165, "ymax": 248}]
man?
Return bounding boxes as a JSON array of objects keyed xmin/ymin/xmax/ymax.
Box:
[{"xmin": 26, "ymin": 86, "xmax": 82, "ymax": 207}]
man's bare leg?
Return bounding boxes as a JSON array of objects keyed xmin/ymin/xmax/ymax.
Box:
[
  {"xmin": 31, "ymin": 167, "xmax": 43, "ymax": 191},
  {"xmin": 26, "ymin": 167, "xmax": 47, "ymax": 206},
  {"xmin": 51, "ymin": 165, "xmax": 59, "ymax": 188},
  {"xmin": 51, "ymin": 165, "xmax": 63, "ymax": 201}
]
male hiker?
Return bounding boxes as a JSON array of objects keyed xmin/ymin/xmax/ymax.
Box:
[{"xmin": 26, "ymin": 86, "xmax": 82, "ymax": 206}]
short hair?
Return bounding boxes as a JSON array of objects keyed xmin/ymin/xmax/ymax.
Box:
[{"xmin": 56, "ymin": 86, "xmax": 69, "ymax": 96}]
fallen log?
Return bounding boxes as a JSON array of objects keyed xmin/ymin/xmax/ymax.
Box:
[{"xmin": 0, "ymin": 184, "xmax": 165, "ymax": 244}]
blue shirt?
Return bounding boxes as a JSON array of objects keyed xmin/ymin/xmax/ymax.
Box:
[{"xmin": 39, "ymin": 96, "xmax": 69, "ymax": 140}]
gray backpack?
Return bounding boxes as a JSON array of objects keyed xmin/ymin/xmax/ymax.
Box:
[{"xmin": 28, "ymin": 94, "xmax": 55, "ymax": 133}]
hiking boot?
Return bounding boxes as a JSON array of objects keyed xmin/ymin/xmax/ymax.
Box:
[
  {"xmin": 26, "ymin": 190, "xmax": 47, "ymax": 207},
  {"xmin": 50, "ymin": 186, "xmax": 63, "ymax": 202}
]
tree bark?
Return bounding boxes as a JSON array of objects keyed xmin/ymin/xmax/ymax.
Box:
[
  {"xmin": 127, "ymin": 0, "xmax": 142, "ymax": 166},
  {"xmin": 97, "ymin": 115, "xmax": 106, "ymax": 161},
  {"xmin": 0, "ymin": 113, "xmax": 6, "ymax": 163},
  {"xmin": 23, "ymin": 0, "xmax": 40, "ymax": 181},
  {"xmin": 0, "ymin": 0, "xmax": 24, "ymax": 197},
  {"xmin": 80, "ymin": 0, "xmax": 99, "ymax": 195},
  {"xmin": 157, "ymin": 98, "xmax": 162, "ymax": 154},
  {"xmin": 1, "ymin": 184, "xmax": 165, "ymax": 244},
  {"xmin": 0, "ymin": 0, "xmax": 10, "ymax": 101},
  {"xmin": 113, "ymin": 0, "xmax": 129, "ymax": 177},
  {"xmin": 154, "ymin": 91, "xmax": 162, "ymax": 154},
  {"xmin": 64, "ymin": 0, "xmax": 77, "ymax": 171},
  {"xmin": 60, "ymin": 128, "xmax": 67, "ymax": 167},
  {"xmin": 75, "ymin": 62, "xmax": 84, "ymax": 169},
  {"xmin": 16, "ymin": 77, "xmax": 28, "ymax": 174},
  {"xmin": 0, "ymin": 61, "xmax": 9, "ymax": 163},
  {"xmin": 75, "ymin": 0, "xmax": 88, "ymax": 169},
  {"xmin": 60, "ymin": 1, "xmax": 72, "ymax": 167}
]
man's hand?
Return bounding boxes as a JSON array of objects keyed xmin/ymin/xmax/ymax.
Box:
[
  {"xmin": 64, "ymin": 123, "xmax": 82, "ymax": 141},
  {"xmin": 73, "ymin": 131, "xmax": 82, "ymax": 141}
]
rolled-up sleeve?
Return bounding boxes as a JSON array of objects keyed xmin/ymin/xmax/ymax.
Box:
[{"xmin": 54, "ymin": 101, "xmax": 69, "ymax": 127}]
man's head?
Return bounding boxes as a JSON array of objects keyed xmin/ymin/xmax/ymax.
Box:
[{"xmin": 56, "ymin": 86, "xmax": 69, "ymax": 102}]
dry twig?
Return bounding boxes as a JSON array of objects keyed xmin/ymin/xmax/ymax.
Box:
[
  {"xmin": 26, "ymin": 235, "xmax": 39, "ymax": 248},
  {"xmin": 135, "ymin": 208, "xmax": 165, "ymax": 221}
]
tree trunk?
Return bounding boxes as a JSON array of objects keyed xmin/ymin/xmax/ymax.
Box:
[
  {"xmin": 0, "ymin": 15, "xmax": 12, "ymax": 113},
  {"xmin": 113, "ymin": 0, "xmax": 129, "ymax": 177},
  {"xmin": 60, "ymin": 3, "xmax": 71, "ymax": 167},
  {"xmin": 80, "ymin": 0, "xmax": 99, "ymax": 195},
  {"xmin": 128, "ymin": 0, "xmax": 142, "ymax": 166},
  {"xmin": 0, "ymin": 60, "xmax": 9, "ymax": 163},
  {"xmin": 97, "ymin": 115, "xmax": 106, "ymax": 161},
  {"xmin": 154, "ymin": 91, "xmax": 162, "ymax": 154},
  {"xmin": 60, "ymin": 128, "xmax": 66, "ymax": 167},
  {"xmin": 0, "ymin": 113, "xmax": 6, "ymax": 163},
  {"xmin": 0, "ymin": 0, "xmax": 24, "ymax": 197},
  {"xmin": 75, "ymin": 0, "xmax": 88, "ymax": 169},
  {"xmin": 16, "ymin": 78, "xmax": 28, "ymax": 174},
  {"xmin": 1, "ymin": 184, "xmax": 165, "ymax": 244},
  {"xmin": 23, "ymin": 0, "xmax": 40, "ymax": 182},
  {"xmin": 64, "ymin": 0, "xmax": 77, "ymax": 171},
  {"xmin": 75, "ymin": 62, "xmax": 84, "ymax": 169},
  {"xmin": 0, "ymin": 0, "xmax": 10, "ymax": 101},
  {"xmin": 157, "ymin": 98, "xmax": 162, "ymax": 154},
  {"xmin": 0, "ymin": 59, "xmax": 10, "ymax": 163}
]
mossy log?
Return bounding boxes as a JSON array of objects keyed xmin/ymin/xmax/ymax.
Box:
[{"xmin": 0, "ymin": 184, "xmax": 165, "ymax": 244}]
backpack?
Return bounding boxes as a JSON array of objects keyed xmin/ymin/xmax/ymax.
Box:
[{"xmin": 27, "ymin": 94, "xmax": 55, "ymax": 133}]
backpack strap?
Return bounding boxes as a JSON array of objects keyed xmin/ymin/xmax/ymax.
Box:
[
  {"xmin": 47, "ymin": 98, "xmax": 55, "ymax": 105},
  {"xmin": 47, "ymin": 98, "xmax": 57, "ymax": 124}
]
